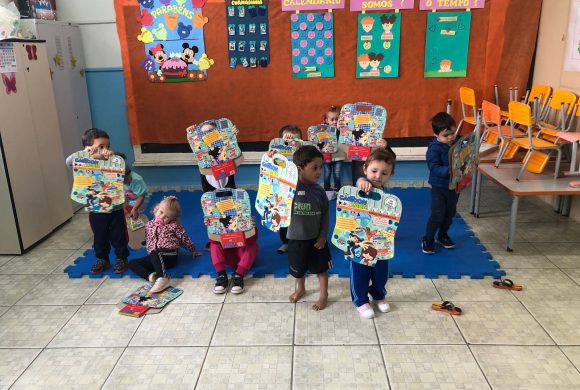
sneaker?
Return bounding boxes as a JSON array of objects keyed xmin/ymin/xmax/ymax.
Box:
[
  {"xmin": 213, "ymin": 272, "xmax": 228, "ymax": 294},
  {"xmin": 436, "ymin": 235, "xmax": 456, "ymax": 249},
  {"xmin": 148, "ymin": 272, "xmax": 157, "ymax": 283},
  {"xmin": 277, "ymin": 243, "xmax": 288, "ymax": 254},
  {"xmin": 357, "ymin": 303, "xmax": 375, "ymax": 319},
  {"xmin": 421, "ymin": 238, "xmax": 435, "ymax": 255},
  {"xmin": 149, "ymin": 277, "xmax": 170, "ymax": 293},
  {"xmin": 91, "ymin": 259, "xmax": 110, "ymax": 274},
  {"xmin": 231, "ymin": 273, "xmax": 244, "ymax": 294},
  {"xmin": 374, "ymin": 300, "xmax": 391, "ymax": 313},
  {"xmin": 114, "ymin": 258, "xmax": 128, "ymax": 274}
]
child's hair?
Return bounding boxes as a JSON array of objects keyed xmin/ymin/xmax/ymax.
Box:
[
  {"xmin": 82, "ymin": 128, "xmax": 109, "ymax": 147},
  {"xmin": 324, "ymin": 105, "xmax": 340, "ymax": 121},
  {"xmin": 116, "ymin": 152, "xmax": 131, "ymax": 174},
  {"xmin": 363, "ymin": 148, "xmax": 397, "ymax": 175},
  {"xmin": 431, "ymin": 112, "xmax": 456, "ymax": 135},
  {"xmin": 154, "ymin": 195, "xmax": 181, "ymax": 221},
  {"xmin": 278, "ymin": 124, "xmax": 302, "ymax": 139},
  {"xmin": 293, "ymin": 145, "xmax": 323, "ymax": 169}
]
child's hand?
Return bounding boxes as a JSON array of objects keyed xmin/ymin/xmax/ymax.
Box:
[
  {"xmin": 337, "ymin": 118, "xmax": 346, "ymax": 129},
  {"xmin": 358, "ymin": 178, "xmax": 372, "ymax": 194},
  {"xmin": 314, "ymin": 237, "xmax": 326, "ymax": 250},
  {"xmin": 101, "ymin": 149, "xmax": 113, "ymax": 159},
  {"xmin": 131, "ymin": 208, "xmax": 140, "ymax": 220},
  {"xmin": 282, "ymin": 133, "xmax": 294, "ymax": 141},
  {"xmin": 376, "ymin": 138, "xmax": 387, "ymax": 148},
  {"xmin": 289, "ymin": 140, "xmax": 301, "ymax": 148},
  {"xmin": 232, "ymin": 125, "xmax": 239, "ymax": 135},
  {"xmin": 266, "ymin": 149, "xmax": 276, "ymax": 158}
]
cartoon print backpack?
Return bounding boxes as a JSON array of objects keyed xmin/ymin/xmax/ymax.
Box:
[
  {"xmin": 186, "ymin": 118, "xmax": 244, "ymax": 180},
  {"xmin": 201, "ymin": 188, "xmax": 254, "ymax": 248},
  {"xmin": 268, "ymin": 138, "xmax": 311, "ymax": 161},
  {"xmin": 449, "ymin": 131, "xmax": 478, "ymax": 193},
  {"xmin": 332, "ymin": 186, "xmax": 402, "ymax": 267},
  {"xmin": 255, "ymin": 153, "xmax": 298, "ymax": 233},
  {"xmin": 308, "ymin": 124, "xmax": 338, "ymax": 162},
  {"xmin": 338, "ymin": 102, "xmax": 387, "ymax": 161},
  {"xmin": 71, "ymin": 151, "xmax": 125, "ymax": 213}
]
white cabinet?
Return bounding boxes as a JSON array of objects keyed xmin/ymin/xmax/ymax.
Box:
[{"xmin": 0, "ymin": 41, "xmax": 73, "ymax": 254}]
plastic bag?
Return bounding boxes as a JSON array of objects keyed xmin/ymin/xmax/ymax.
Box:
[{"xmin": 0, "ymin": 1, "xmax": 20, "ymax": 40}]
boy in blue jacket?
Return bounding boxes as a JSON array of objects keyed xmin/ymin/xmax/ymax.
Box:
[{"xmin": 422, "ymin": 112, "xmax": 458, "ymax": 254}]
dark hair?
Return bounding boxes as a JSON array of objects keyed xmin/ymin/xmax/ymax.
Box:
[
  {"xmin": 278, "ymin": 124, "xmax": 302, "ymax": 138},
  {"xmin": 116, "ymin": 152, "xmax": 131, "ymax": 174},
  {"xmin": 380, "ymin": 14, "xmax": 397, "ymax": 24},
  {"xmin": 368, "ymin": 53, "xmax": 385, "ymax": 61},
  {"xmin": 431, "ymin": 112, "xmax": 456, "ymax": 135},
  {"xmin": 324, "ymin": 105, "xmax": 340, "ymax": 121},
  {"xmin": 364, "ymin": 148, "xmax": 397, "ymax": 175},
  {"xmin": 293, "ymin": 145, "xmax": 323, "ymax": 169},
  {"xmin": 82, "ymin": 128, "xmax": 109, "ymax": 147}
]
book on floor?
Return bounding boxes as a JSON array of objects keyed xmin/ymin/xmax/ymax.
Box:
[{"xmin": 118, "ymin": 303, "xmax": 149, "ymax": 317}]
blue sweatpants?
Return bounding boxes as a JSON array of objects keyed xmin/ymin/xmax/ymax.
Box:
[{"xmin": 349, "ymin": 260, "xmax": 389, "ymax": 307}]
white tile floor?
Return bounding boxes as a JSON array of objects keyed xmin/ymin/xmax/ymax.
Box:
[{"xmin": 2, "ymin": 186, "xmax": 580, "ymax": 389}]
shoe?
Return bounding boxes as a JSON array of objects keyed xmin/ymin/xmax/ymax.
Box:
[
  {"xmin": 213, "ymin": 272, "xmax": 228, "ymax": 294},
  {"xmin": 91, "ymin": 259, "xmax": 110, "ymax": 274},
  {"xmin": 357, "ymin": 303, "xmax": 375, "ymax": 319},
  {"xmin": 114, "ymin": 258, "xmax": 128, "ymax": 274},
  {"xmin": 231, "ymin": 273, "xmax": 244, "ymax": 294},
  {"xmin": 148, "ymin": 272, "xmax": 157, "ymax": 283},
  {"xmin": 374, "ymin": 300, "xmax": 390, "ymax": 313},
  {"xmin": 277, "ymin": 244, "xmax": 288, "ymax": 254},
  {"xmin": 149, "ymin": 277, "xmax": 170, "ymax": 293},
  {"xmin": 436, "ymin": 235, "xmax": 456, "ymax": 249},
  {"xmin": 421, "ymin": 238, "xmax": 435, "ymax": 255}
]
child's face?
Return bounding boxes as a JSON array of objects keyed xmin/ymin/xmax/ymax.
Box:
[
  {"xmin": 325, "ymin": 112, "xmax": 339, "ymax": 126},
  {"xmin": 299, "ymin": 157, "xmax": 323, "ymax": 184},
  {"xmin": 154, "ymin": 203, "xmax": 175, "ymax": 224},
  {"xmin": 91, "ymin": 137, "xmax": 110, "ymax": 151},
  {"xmin": 436, "ymin": 128, "xmax": 455, "ymax": 144},
  {"xmin": 363, "ymin": 160, "xmax": 393, "ymax": 188},
  {"xmin": 382, "ymin": 22, "xmax": 393, "ymax": 32}
]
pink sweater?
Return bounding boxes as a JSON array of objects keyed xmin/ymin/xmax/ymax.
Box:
[{"xmin": 145, "ymin": 220, "xmax": 195, "ymax": 254}]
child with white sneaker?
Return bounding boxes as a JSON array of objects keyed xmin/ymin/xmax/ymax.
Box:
[
  {"xmin": 351, "ymin": 148, "xmax": 397, "ymax": 319},
  {"xmin": 129, "ymin": 196, "xmax": 201, "ymax": 293}
]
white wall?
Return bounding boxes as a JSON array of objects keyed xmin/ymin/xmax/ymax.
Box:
[{"xmin": 55, "ymin": 0, "xmax": 121, "ymax": 68}]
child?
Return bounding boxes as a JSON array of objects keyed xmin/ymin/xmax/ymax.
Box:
[
  {"xmin": 117, "ymin": 153, "xmax": 149, "ymax": 220},
  {"xmin": 129, "ymin": 196, "xmax": 200, "ymax": 292},
  {"xmin": 276, "ymin": 124, "xmax": 303, "ymax": 254},
  {"xmin": 352, "ymin": 148, "xmax": 397, "ymax": 319},
  {"xmin": 321, "ymin": 106, "xmax": 344, "ymax": 195},
  {"xmin": 286, "ymin": 145, "xmax": 331, "ymax": 311},
  {"xmin": 65, "ymin": 128, "xmax": 130, "ymax": 274},
  {"xmin": 211, "ymin": 218, "xmax": 259, "ymax": 294},
  {"xmin": 421, "ymin": 112, "xmax": 459, "ymax": 255}
]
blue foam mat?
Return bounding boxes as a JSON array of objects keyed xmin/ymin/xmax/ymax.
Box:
[{"xmin": 65, "ymin": 188, "xmax": 505, "ymax": 279}]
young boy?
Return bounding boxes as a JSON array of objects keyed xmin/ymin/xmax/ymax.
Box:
[
  {"xmin": 421, "ymin": 112, "xmax": 459, "ymax": 255},
  {"xmin": 287, "ymin": 145, "xmax": 331, "ymax": 311},
  {"xmin": 66, "ymin": 128, "xmax": 130, "ymax": 273},
  {"xmin": 117, "ymin": 152, "xmax": 149, "ymax": 220}
]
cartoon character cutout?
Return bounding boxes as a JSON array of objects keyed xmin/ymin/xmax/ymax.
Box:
[
  {"xmin": 181, "ymin": 43, "xmax": 199, "ymax": 66},
  {"xmin": 368, "ymin": 53, "xmax": 384, "ymax": 73},
  {"xmin": 439, "ymin": 59, "xmax": 452, "ymax": 73},
  {"xmin": 149, "ymin": 43, "xmax": 167, "ymax": 65},
  {"xmin": 360, "ymin": 16, "xmax": 375, "ymax": 34},
  {"xmin": 380, "ymin": 14, "xmax": 396, "ymax": 41},
  {"xmin": 358, "ymin": 54, "xmax": 370, "ymax": 70}
]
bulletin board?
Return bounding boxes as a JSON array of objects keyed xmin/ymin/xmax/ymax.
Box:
[{"xmin": 115, "ymin": 0, "xmax": 542, "ymax": 145}]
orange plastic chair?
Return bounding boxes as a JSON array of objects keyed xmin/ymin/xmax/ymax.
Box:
[
  {"xmin": 480, "ymin": 100, "xmax": 526, "ymax": 166},
  {"xmin": 496, "ymin": 101, "xmax": 563, "ymax": 180},
  {"xmin": 537, "ymin": 89, "xmax": 576, "ymax": 134},
  {"xmin": 455, "ymin": 87, "xmax": 477, "ymax": 137},
  {"xmin": 539, "ymin": 102, "xmax": 580, "ymax": 143}
]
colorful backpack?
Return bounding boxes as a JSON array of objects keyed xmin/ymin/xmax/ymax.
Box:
[
  {"xmin": 186, "ymin": 118, "xmax": 244, "ymax": 179},
  {"xmin": 71, "ymin": 151, "xmax": 125, "ymax": 213},
  {"xmin": 268, "ymin": 138, "xmax": 312, "ymax": 161},
  {"xmin": 338, "ymin": 102, "xmax": 387, "ymax": 161},
  {"xmin": 332, "ymin": 186, "xmax": 402, "ymax": 267},
  {"xmin": 449, "ymin": 132, "xmax": 478, "ymax": 193},
  {"xmin": 255, "ymin": 153, "xmax": 298, "ymax": 232},
  {"xmin": 308, "ymin": 124, "xmax": 338, "ymax": 162}
]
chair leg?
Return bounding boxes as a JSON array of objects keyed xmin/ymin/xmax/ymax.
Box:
[
  {"xmin": 516, "ymin": 150, "xmax": 533, "ymax": 181},
  {"xmin": 495, "ymin": 139, "xmax": 507, "ymax": 168},
  {"xmin": 554, "ymin": 148, "xmax": 562, "ymax": 179},
  {"xmin": 454, "ymin": 119, "xmax": 464, "ymax": 138}
]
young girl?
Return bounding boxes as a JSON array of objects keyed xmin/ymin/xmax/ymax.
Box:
[
  {"xmin": 128, "ymin": 196, "xmax": 200, "ymax": 293},
  {"xmin": 322, "ymin": 106, "xmax": 344, "ymax": 196},
  {"xmin": 351, "ymin": 148, "xmax": 397, "ymax": 319}
]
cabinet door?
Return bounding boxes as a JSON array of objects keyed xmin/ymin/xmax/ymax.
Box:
[
  {"xmin": 0, "ymin": 138, "xmax": 21, "ymax": 254},
  {"xmin": 18, "ymin": 43, "xmax": 73, "ymax": 228}
]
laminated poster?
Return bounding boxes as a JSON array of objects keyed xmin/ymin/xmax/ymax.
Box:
[
  {"xmin": 290, "ymin": 12, "xmax": 335, "ymax": 78},
  {"xmin": 338, "ymin": 102, "xmax": 387, "ymax": 161},
  {"xmin": 449, "ymin": 131, "xmax": 477, "ymax": 193},
  {"xmin": 255, "ymin": 153, "xmax": 298, "ymax": 233},
  {"xmin": 356, "ymin": 13, "xmax": 401, "ymax": 78},
  {"xmin": 332, "ymin": 186, "xmax": 402, "ymax": 267},
  {"xmin": 268, "ymin": 138, "xmax": 312, "ymax": 161},
  {"xmin": 226, "ymin": 0, "xmax": 270, "ymax": 68},
  {"xmin": 71, "ymin": 151, "xmax": 125, "ymax": 213},
  {"xmin": 308, "ymin": 124, "xmax": 338, "ymax": 154}
]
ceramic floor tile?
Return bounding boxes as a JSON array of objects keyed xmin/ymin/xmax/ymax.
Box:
[
  {"xmin": 471, "ymin": 345, "xmax": 580, "ymax": 389},
  {"xmin": 103, "ymin": 346, "xmax": 206, "ymax": 389},
  {"xmin": 304, "ymin": 275, "xmax": 352, "ymax": 302},
  {"xmin": 518, "ymin": 223, "xmax": 580, "ymax": 243},
  {"xmin": 130, "ymin": 303, "xmax": 221, "ymax": 347},
  {"xmin": 503, "ymin": 269, "xmax": 580, "ymax": 302},
  {"xmin": 561, "ymin": 346, "xmax": 580, "ymax": 371},
  {"xmin": 196, "ymin": 346, "xmax": 292, "ymax": 390},
  {"xmin": 532, "ymin": 242, "xmax": 580, "ymax": 268},
  {"xmin": 85, "ymin": 277, "xmax": 145, "ymax": 304},
  {"xmin": 0, "ymin": 256, "xmax": 13, "ymax": 268},
  {"xmin": 224, "ymin": 275, "xmax": 296, "ymax": 303},
  {"xmin": 485, "ymin": 242, "xmax": 556, "ymax": 269},
  {"xmin": 432, "ymin": 278, "xmax": 518, "ymax": 302},
  {"xmin": 0, "ymin": 249, "xmax": 75, "ymax": 275},
  {"xmin": 0, "ymin": 305, "xmax": 78, "ymax": 348},
  {"xmin": 466, "ymin": 223, "xmax": 527, "ymax": 244},
  {"xmin": 385, "ymin": 277, "xmax": 441, "ymax": 302},
  {"xmin": 212, "ymin": 303, "xmax": 294, "ymax": 346},
  {"xmin": 294, "ymin": 301, "xmax": 378, "ymax": 345},
  {"xmin": 453, "ymin": 301, "xmax": 553, "ymax": 345},
  {"xmin": 382, "ymin": 345, "xmax": 490, "ymax": 390},
  {"xmin": 293, "ymin": 345, "xmax": 389, "ymax": 390},
  {"xmin": 11, "ymin": 348, "xmax": 123, "ymax": 390},
  {"xmin": 34, "ymin": 221, "xmax": 93, "ymax": 251},
  {"xmin": 0, "ymin": 307, "xmax": 8, "ymax": 317},
  {"xmin": 374, "ymin": 302, "xmax": 464, "ymax": 345},
  {"xmin": 523, "ymin": 301, "xmax": 580, "ymax": 345},
  {"xmin": 563, "ymin": 268, "xmax": 580, "ymax": 285},
  {"xmin": 171, "ymin": 276, "xmax": 226, "ymax": 303},
  {"xmin": 0, "ymin": 275, "xmax": 45, "ymax": 305},
  {"xmin": 52, "ymin": 248, "xmax": 88, "ymax": 274},
  {"xmin": 16, "ymin": 275, "xmax": 103, "ymax": 305},
  {"xmin": 49, "ymin": 304, "xmax": 142, "ymax": 348},
  {"xmin": 0, "ymin": 349, "xmax": 41, "ymax": 390}
]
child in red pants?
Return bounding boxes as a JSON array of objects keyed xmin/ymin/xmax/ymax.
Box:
[{"xmin": 211, "ymin": 229, "xmax": 258, "ymax": 295}]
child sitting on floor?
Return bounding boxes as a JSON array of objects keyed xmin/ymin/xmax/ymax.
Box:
[
  {"xmin": 129, "ymin": 196, "xmax": 201, "ymax": 293},
  {"xmin": 117, "ymin": 153, "xmax": 150, "ymax": 220}
]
